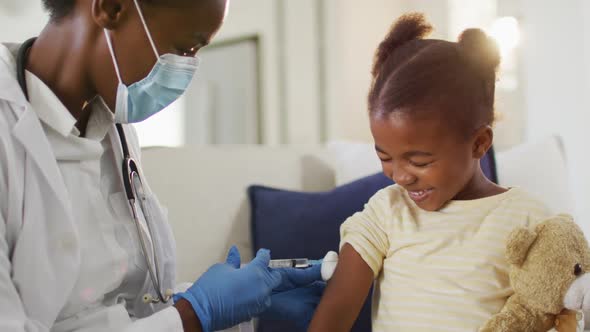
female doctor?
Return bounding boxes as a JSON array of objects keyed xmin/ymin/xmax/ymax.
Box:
[{"xmin": 0, "ymin": 0, "xmax": 324, "ymax": 331}]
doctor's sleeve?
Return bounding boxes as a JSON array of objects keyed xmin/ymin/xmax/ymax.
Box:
[{"xmin": 121, "ymin": 307, "xmax": 184, "ymax": 332}]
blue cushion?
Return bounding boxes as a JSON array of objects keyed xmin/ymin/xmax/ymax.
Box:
[
  {"xmin": 248, "ymin": 149, "xmax": 497, "ymax": 332},
  {"xmin": 250, "ymin": 172, "xmax": 394, "ymax": 261},
  {"xmin": 481, "ymin": 147, "xmax": 498, "ymax": 184},
  {"xmin": 249, "ymin": 173, "xmax": 390, "ymax": 332}
]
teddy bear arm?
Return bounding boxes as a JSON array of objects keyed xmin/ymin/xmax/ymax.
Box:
[{"xmin": 480, "ymin": 295, "xmax": 554, "ymax": 332}]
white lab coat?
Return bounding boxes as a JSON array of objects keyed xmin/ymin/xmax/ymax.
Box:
[{"xmin": 0, "ymin": 44, "xmax": 180, "ymax": 331}]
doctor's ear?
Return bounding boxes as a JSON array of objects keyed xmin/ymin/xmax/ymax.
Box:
[{"xmin": 91, "ymin": 0, "xmax": 132, "ymax": 29}]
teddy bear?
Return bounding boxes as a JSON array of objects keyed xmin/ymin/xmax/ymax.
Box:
[{"xmin": 480, "ymin": 214, "xmax": 590, "ymax": 332}]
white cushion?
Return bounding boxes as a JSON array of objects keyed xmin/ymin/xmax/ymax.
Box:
[
  {"xmin": 326, "ymin": 141, "xmax": 382, "ymax": 186},
  {"xmin": 496, "ymin": 135, "xmax": 574, "ymax": 215}
]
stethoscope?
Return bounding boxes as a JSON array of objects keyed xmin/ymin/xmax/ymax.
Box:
[{"xmin": 16, "ymin": 37, "xmax": 172, "ymax": 304}]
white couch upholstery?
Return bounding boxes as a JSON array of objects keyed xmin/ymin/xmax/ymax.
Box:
[
  {"xmin": 495, "ymin": 136, "xmax": 574, "ymax": 215},
  {"xmin": 141, "ymin": 136, "xmax": 573, "ymax": 284},
  {"xmin": 141, "ymin": 146, "xmax": 334, "ymax": 282}
]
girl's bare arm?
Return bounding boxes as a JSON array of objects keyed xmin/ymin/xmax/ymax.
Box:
[{"xmin": 308, "ymin": 243, "xmax": 375, "ymax": 331}]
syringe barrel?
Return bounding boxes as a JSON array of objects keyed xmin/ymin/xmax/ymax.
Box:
[{"xmin": 268, "ymin": 258, "xmax": 310, "ymax": 268}]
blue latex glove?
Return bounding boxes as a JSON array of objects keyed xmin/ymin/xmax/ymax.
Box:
[
  {"xmin": 174, "ymin": 247, "xmax": 281, "ymax": 332},
  {"xmin": 273, "ymin": 263, "xmax": 323, "ymax": 291},
  {"xmin": 260, "ymin": 264, "xmax": 326, "ymax": 330}
]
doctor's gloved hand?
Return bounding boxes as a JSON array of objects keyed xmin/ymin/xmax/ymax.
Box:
[
  {"xmin": 273, "ymin": 264, "xmax": 323, "ymax": 291},
  {"xmin": 260, "ymin": 265, "xmax": 326, "ymax": 330},
  {"xmin": 173, "ymin": 246, "xmax": 281, "ymax": 332}
]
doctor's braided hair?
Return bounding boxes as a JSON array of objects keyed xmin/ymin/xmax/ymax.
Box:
[{"xmin": 368, "ymin": 13, "xmax": 501, "ymax": 139}]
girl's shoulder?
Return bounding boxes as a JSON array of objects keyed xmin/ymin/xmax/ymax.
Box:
[{"xmin": 493, "ymin": 187, "xmax": 553, "ymax": 223}]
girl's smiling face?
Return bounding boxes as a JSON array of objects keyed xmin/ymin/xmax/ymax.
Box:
[{"xmin": 370, "ymin": 110, "xmax": 492, "ymax": 211}]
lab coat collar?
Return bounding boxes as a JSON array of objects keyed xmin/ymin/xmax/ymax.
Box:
[
  {"xmin": 0, "ymin": 44, "xmax": 71, "ymax": 210},
  {"xmin": 0, "ymin": 43, "xmax": 28, "ymax": 108},
  {"xmin": 86, "ymin": 97, "xmax": 116, "ymax": 141},
  {"xmin": 2, "ymin": 42, "xmax": 115, "ymax": 140},
  {"xmin": 25, "ymin": 70, "xmax": 77, "ymax": 137},
  {"xmin": 12, "ymin": 108, "xmax": 71, "ymax": 212},
  {"xmin": 25, "ymin": 71, "xmax": 116, "ymax": 144}
]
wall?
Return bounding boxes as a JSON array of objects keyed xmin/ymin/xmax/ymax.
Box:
[
  {"xmin": 282, "ymin": 0, "xmax": 323, "ymax": 144},
  {"xmin": 521, "ymin": 0, "xmax": 590, "ymax": 234},
  {"xmin": 322, "ymin": 0, "xmax": 401, "ymax": 143},
  {"xmin": 0, "ymin": 0, "xmax": 47, "ymax": 42},
  {"xmin": 209, "ymin": 0, "xmax": 284, "ymax": 144},
  {"xmin": 214, "ymin": 0, "xmax": 452, "ymax": 144},
  {"xmin": 322, "ymin": 0, "xmax": 450, "ymax": 143}
]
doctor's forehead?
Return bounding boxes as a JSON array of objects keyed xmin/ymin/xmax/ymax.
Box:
[
  {"xmin": 146, "ymin": 0, "xmax": 229, "ymax": 40},
  {"xmin": 143, "ymin": 0, "xmax": 229, "ymax": 26},
  {"xmin": 145, "ymin": 0, "xmax": 229, "ymax": 15}
]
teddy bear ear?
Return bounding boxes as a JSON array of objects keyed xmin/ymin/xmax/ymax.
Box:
[{"xmin": 506, "ymin": 227, "xmax": 538, "ymax": 266}]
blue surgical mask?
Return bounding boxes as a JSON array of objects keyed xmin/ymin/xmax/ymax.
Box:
[{"xmin": 104, "ymin": 0, "xmax": 200, "ymax": 124}]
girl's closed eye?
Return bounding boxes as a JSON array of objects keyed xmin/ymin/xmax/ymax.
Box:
[
  {"xmin": 375, "ymin": 149, "xmax": 392, "ymax": 162},
  {"xmin": 378, "ymin": 155, "xmax": 392, "ymax": 162},
  {"xmin": 409, "ymin": 159, "xmax": 434, "ymax": 167}
]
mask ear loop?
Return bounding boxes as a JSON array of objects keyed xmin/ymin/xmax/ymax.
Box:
[
  {"xmin": 104, "ymin": 29, "xmax": 124, "ymax": 84},
  {"xmin": 132, "ymin": 0, "xmax": 160, "ymax": 60}
]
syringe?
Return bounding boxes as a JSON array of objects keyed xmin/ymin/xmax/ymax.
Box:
[
  {"xmin": 267, "ymin": 252, "xmax": 339, "ymax": 282},
  {"xmin": 268, "ymin": 258, "xmax": 322, "ymax": 269}
]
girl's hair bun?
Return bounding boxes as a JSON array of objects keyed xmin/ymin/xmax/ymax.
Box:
[
  {"xmin": 372, "ymin": 12, "xmax": 433, "ymax": 78},
  {"xmin": 458, "ymin": 28, "xmax": 501, "ymax": 80}
]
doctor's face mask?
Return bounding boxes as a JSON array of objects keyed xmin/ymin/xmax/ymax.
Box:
[{"xmin": 104, "ymin": 0, "xmax": 200, "ymax": 124}]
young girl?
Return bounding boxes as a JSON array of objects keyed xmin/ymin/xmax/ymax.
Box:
[{"xmin": 309, "ymin": 13, "xmax": 553, "ymax": 331}]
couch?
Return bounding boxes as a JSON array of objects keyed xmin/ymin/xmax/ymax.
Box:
[{"xmin": 141, "ymin": 135, "xmax": 577, "ymax": 330}]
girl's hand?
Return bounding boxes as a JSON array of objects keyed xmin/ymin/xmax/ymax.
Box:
[{"xmin": 555, "ymin": 309, "xmax": 582, "ymax": 332}]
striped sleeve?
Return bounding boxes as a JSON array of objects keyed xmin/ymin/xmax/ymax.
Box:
[{"xmin": 340, "ymin": 188, "xmax": 391, "ymax": 278}]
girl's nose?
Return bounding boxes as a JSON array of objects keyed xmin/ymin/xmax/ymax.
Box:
[{"xmin": 391, "ymin": 163, "xmax": 417, "ymax": 186}]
